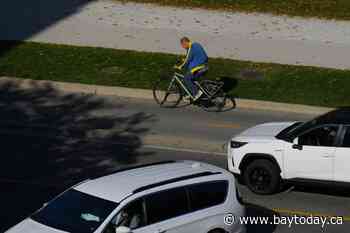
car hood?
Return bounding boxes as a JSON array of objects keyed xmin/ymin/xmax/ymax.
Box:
[
  {"xmin": 235, "ymin": 122, "xmax": 297, "ymax": 139},
  {"xmin": 5, "ymin": 219, "xmax": 67, "ymax": 233}
]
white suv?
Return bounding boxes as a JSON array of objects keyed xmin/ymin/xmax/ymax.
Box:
[
  {"xmin": 6, "ymin": 160, "xmax": 245, "ymax": 233},
  {"xmin": 227, "ymin": 108, "xmax": 350, "ymax": 194}
]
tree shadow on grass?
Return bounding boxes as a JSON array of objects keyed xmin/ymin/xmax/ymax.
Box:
[{"xmin": 0, "ymin": 79, "xmax": 154, "ymax": 231}]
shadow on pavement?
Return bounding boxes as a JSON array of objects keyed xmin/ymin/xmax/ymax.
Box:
[
  {"xmin": 0, "ymin": 0, "xmax": 95, "ymax": 56},
  {"xmin": 245, "ymin": 203, "xmax": 278, "ymax": 233},
  {"xmin": 291, "ymin": 184, "xmax": 350, "ymax": 198},
  {"xmin": 0, "ymin": 80, "xmax": 154, "ymax": 231}
]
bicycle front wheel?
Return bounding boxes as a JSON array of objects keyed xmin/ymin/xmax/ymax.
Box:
[{"xmin": 153, "ymin": 78, "xmax": 183, "ymax": 108}]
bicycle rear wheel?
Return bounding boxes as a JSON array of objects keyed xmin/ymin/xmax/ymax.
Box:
[
  {"xmin": 153, "ymin": 78, "xmax": 183, "ymax": 108},
  {"xmin": 201, "ymin": 92, "xmax": 236, "ymax": 112}
]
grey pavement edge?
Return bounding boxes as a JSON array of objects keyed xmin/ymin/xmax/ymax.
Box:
[{"xmin": 0, "ymin": 77, "xmax": 333, "ymax": 115}]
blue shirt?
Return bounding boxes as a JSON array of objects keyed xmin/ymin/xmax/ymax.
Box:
[{"xmin": 179, "ymin": 42, "xmax": 208, "ymax": 73}]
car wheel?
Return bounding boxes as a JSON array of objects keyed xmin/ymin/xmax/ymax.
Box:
[
  {"xmin": 208, "ymin": 229, "xmax": 226, "ymax": 233},
  {"xmin": 243, "ymin": 159, "xmax": 280, "ymax": 194}
]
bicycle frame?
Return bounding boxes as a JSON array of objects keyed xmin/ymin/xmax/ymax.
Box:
[
  {"xmin": 171, "ymin": 72, "xmax": 193, "ymax": 98},
  {"xmin": 170, "ymin": 72, "xmax": 214, "ymax": 100}
]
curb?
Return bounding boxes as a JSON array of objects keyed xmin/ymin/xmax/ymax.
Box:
[{"xmin": 0, "ymin": 77, "xmax": 333, "ymax": 115}]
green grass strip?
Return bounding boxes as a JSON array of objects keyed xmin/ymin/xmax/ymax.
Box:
[{"xmin": 0, "ymin": 41, "xmax": 349, "ymax": 107}]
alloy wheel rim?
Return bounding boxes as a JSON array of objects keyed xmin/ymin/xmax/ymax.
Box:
[{"xmin": 249, "ymin": 167, "xmax": 272, "ymax": 192}]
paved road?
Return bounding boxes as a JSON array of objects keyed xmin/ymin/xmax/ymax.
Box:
[
  {"xmin": 97, "ymin": 96, "xmax": 312, "ymax": 153},
  {"xmin": 1, "ymin": 89, "xmax": 349, "ymax": 233}
]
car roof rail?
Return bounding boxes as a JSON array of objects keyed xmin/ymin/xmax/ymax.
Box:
[{"xmin": 132, "ymin": 171, "xmax": 221, "ymax": 194}]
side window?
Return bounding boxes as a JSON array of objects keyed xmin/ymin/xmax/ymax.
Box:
[
  {"xmin": 145, "ymin": 187, "xmax": 189, "ymax": 224},
  {"xmin": 342, "ymin": 127, "xmax": 350, "ymax": 147},
  {"xmin": 298, "ymin": 125, "xmax": 338, "ymax": 147},
  {"xmin": 188, "ymin": 181, "xmax": 228, "ymax": 212},
  {"xmin": 104, "ymin": 199, "xmax": 146, "ymax": 233}
]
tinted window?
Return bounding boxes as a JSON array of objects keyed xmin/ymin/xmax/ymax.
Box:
[
  {"xmin": 31, "ymin": 189, "xmax": 118, "ymax": 233},
  {"xmin": 276, "ymin": 122, "xmax": 303, "ymax": 141},
  {"xmin": 188, "ymin": 181, "xmax": 228, "ymax": 211},
  {"xmin": 277, "ymin": 109, "xmax": 346, "ymax": 142},
  {"xmin": 342, "ymin": 127, "xmax": 350, "ymax": 147},
  {"xmin": 145, "ymin": 187, "xmax": 188, "ymax": 224},
  {"xmin": 104, "ymin": 199, "xmax": 146, "ymax": 233},
  {"xmin": 298, "ymin": 125, "xmax": 338, "ymax": 147}
]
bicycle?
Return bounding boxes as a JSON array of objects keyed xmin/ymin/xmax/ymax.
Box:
[{"xmin": 153, "ymin": 68, "xmax": 236, "ymax": 112}]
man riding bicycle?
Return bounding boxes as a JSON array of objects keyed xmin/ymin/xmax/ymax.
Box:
[{"xmin": 175, "ymin": 37, "xmax": 209, "ymax": 101}]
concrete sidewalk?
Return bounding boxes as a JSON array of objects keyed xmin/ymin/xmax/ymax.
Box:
[
  {"xmin": 0, "ymin": 77, "xmax": 332, "ymax": 115},
  {"xmin": 2, "ymin": 0, "xmax": 350, "ymax": 69}
]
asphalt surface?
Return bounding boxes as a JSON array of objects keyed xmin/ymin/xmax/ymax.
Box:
[
  {"xmin": 1, "ymin": 90, "xmax": 349, "ymax": 233},
  {"xmin": 96, "ymin": 96, "xmax": 312, "ymax": 152}
]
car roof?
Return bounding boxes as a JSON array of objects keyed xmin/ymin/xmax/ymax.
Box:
[
  {"xmin": 74, "ymin": 160, "xmax": 228, "ymax": 203},
  {"xmin": 317, "ymin": 107, "xmax": 350, "ymax": 125}
]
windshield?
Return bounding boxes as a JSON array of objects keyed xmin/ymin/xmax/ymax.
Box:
[
  {"xmin": 276, "ymin": 122, "xmax": 303, "ymax": 141},
  {"xmin": 276, "ymin": 113, "xmax": 328, "ymax": 142},
  {"xmin": 31, "ymin": 189, "xmax": 118, "ymax": 233}
]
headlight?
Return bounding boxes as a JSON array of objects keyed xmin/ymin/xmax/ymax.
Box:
[{"xmin": 230, "ymin": 141, "xmax": 247, "ymax": 148}]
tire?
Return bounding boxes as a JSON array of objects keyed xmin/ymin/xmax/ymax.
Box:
[
  {"xmin": 198, "ymin": 80, "xmax": 236, "ymax": 112},
  {"xmin": 153, "ymin": 78, "xmax": 182, "ymax": 108},
  {"xmin": 220, "ymin": 94, "xmax": 236, "ymax": 112},
  {"xmin": 243, "ymin": 159, "xmax": 281, "ymax": 195},
  {"xmin": 201, "ymin": 92, "xmax": 235, "ymax": 112},
  {"xmin": 197, "ymin": 80, "xmax": 224, "ymax": 112},
  {"xmin": 228, "ymin": 95, "xmax": 236, "ymax": 109},
  {"xmin": 208, "ymin": 229, "xmax": 225, "ymax": 233}
]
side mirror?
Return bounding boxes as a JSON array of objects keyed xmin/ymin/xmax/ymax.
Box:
[
  {"xmin": 116, "ymin": 226, "xmax": 132, "ymax": 233},
  {"xmin": 293, "ymin": 138, "xmax": 299, "ymax": 145},
  {"xmin": 292, "ymin": 138, "xmax": 303, "ymax": 150}
]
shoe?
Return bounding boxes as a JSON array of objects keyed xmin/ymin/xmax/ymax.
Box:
[
  {"xmin": 183, "ymin": 94, "xmax": 191, "ymax": 103},
  {"xmin": 193, "ymin": 90, "xmax": 203, "ymax": 101}
]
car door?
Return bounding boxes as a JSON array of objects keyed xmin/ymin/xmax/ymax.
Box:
[
  {"xmin": 284, "ymin": 125, "xmax": 339, "ymax": 181},
  {"xmin": 184, "ymin": 181, "xmax": 230, "ymax": 233},
  {"xmin": 101, "ymin": 198, "xmax": 148, "ymax": 233},
  {"xmin": 334, "ymin": 125, "xmax": 350, "ymax": 182},
  {"xmin": 143, "ymin": 182, "xmax": 230, "ymax": 233},
  {"xmin": 142, "ymin": 187, "xmax": 192, "ymax": 233},
  {"xmin": 103, "ymin": 187, "xmax": 195, "ymax": 233}
]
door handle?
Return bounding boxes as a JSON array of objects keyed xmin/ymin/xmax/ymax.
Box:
[
  {"xmin": 322, "ymin": 154, "xmax": 334, "ymax": 158},
  {"xmin": 156, "ymin": 230, "xmax": 166, "ymax": 233},
  {"xmin": 292, "ymin": 144, "xmax": 303, "ymax": 150}
]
